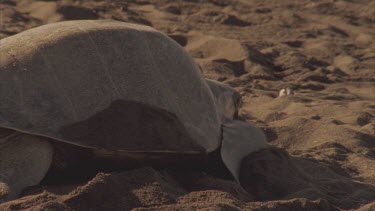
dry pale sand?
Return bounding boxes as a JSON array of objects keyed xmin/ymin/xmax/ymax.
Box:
[{"xmin": 0, "ymin": 0, "xmax": 374, "ymax": 210}]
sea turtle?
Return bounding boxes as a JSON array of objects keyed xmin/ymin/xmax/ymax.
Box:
[{"xmin": 0, "ymin": 20, "xmax": 268, "ymax": 202}]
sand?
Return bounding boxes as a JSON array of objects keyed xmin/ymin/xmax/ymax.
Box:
[{"xmin": 0, "ymin": 0, "xmax": 374, "ymax": 210}]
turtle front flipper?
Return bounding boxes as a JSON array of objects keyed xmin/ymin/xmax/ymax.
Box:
[
  {"xmin": 0, "ymin": 130, "xmax": 53, "ymax": 203},
  {"xmin": 220, "ymin": 120, "xmax": 268, "ymax": 182}
]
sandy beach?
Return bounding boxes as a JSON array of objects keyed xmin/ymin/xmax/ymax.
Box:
[{"xmin": 0, "ymin": 0, "xmax": 374, "ymax": 210}]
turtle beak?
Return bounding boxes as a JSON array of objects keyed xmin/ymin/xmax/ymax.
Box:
[{"xmin": 220, "ymin": 120, "xmax": 268, "ymax": 182}]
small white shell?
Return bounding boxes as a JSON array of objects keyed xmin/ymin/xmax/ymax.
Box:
[{"xmin": 279, "ymin": 87, "xmax": 294, "ymax": 97}]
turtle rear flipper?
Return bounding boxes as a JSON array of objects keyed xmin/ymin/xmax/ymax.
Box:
[
  {"xmin": 220, "ymin": 120, "xmax": 268, "ymax": 182},
  {"xmin": 0, "ymin": 131, "xmax": 53, "ymax": 203}
]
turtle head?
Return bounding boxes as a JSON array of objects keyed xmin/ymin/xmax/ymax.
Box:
[
  {"xmin": 220, "ymin": 120, "xmax": 268, "ymax": 182},
  {"xmin": 205, "ymin": 79, "xmax": 242, "ymax": 121}
]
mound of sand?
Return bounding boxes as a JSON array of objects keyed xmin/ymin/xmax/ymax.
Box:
[{"xmin": 0, "ymin": 0, "xmax": 374, "ymax": 210}]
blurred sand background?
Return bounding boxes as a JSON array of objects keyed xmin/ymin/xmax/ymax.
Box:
[{"xmin": 0, "ymin": 0, "xmax": 374, "ymax": 210}]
